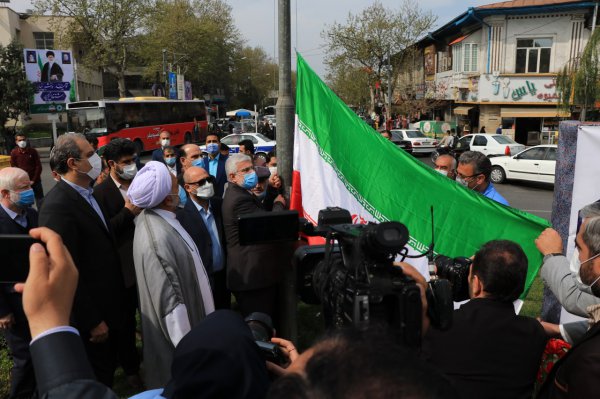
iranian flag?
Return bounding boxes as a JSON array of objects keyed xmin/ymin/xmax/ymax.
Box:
[{"xmin": 290, "ymin": 54, "xmax": 550, "ymax": 298}]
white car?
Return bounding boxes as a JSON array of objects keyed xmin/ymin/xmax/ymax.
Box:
[
  {"xmin": 200, "ymin": 133, "xmax": 276, "ymax": 158},
  {"xmin": 390, "ymin": 129, "xmax": 438, "ymax": 154},
  {"xmin": 490, "ymin": 145, "xmax": 557, "ymax": 184},
  {"xmin": 455, "ymin": 134, "xmax": 526, "ymax": 157}
]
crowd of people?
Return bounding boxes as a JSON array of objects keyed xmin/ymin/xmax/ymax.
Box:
[{"xmin": 1, "ymin": 128, "xmax": 600, "ymax": 399}]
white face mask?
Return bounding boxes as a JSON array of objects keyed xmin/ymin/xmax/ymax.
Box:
[
  {"xmin": 79, "ymin": 152, "xmax": 102, "ymax": 180},
  {"xmin": 196, "ymin": 182, "xmax": 214, "ymax": 199},
  {"xmin": 435, "ymin": 168, "xmax": 448, "ymax": 177},
  {"xmin": 161, "ymin": 139, "xmax": 171, "ymax": 147},
  {"xmin": 571, "ymin": 248, "xmax": 600, "ymax": 294},
  {"xmin": 269, "ymin": 166, "xmax": 278, "ymax": 176},
  {"xmin": 118, "ymin": 163, "xmax": 138, "ymax": 180},
  {"xmin": 17, "ymin": 140, "xmax": 27, "ymax": 149}
]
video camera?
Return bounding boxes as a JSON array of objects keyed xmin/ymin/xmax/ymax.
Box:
[{"xmin": 237, "ymin": 207, "xmax": 472, "ymax": 348}]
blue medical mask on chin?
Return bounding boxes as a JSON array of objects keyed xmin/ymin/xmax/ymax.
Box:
[
  {"xmin": 165, "ymin": 157, "xmax": 176, "ymax": 166},
  {"xmin": 11, "ymin": 189, "xmax": 34, "ymax": 208},
  {"xmin": 241, "ymin": 172, "xmax": 258, "ymax": 190},
  {"xmin": 192, "ymin": 158, "xmax": 204, "ymax": 167}
]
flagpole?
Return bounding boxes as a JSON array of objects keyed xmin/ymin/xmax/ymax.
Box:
[{"xmin": 276, "ymin": 0, "xmax": 297, "ymax": 343}]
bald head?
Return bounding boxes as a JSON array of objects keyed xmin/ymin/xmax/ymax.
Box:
[
  {"xmin": 180, "ymin": 144, "xmax": 202, "ymax": 170},
  {"xmin": 183, "ymin": 166, "xmax": 209, "ymax": 184}
]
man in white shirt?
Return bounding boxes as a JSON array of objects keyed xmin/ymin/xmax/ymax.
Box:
[{"xmin": 128, "ymin": 161, "xmax": 214, "ymax": 388}]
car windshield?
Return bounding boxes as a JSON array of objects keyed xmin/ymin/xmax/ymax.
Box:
[
  {"xmin": 405, "ymin": 130, "xmax": 426, "ymax": 138},
  {"xmin": 492, "ymin": 135, "xmax": 517, "ymax": 144}
]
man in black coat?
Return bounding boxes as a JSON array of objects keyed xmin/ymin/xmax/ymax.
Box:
[
  {"xmin": 537, "ymin": 215, "xmax": 600, "ymax": 399},
  {"xmin": 176, "ymin": 166, "xmax": 229, "ymax": 309},
  {"xmin": 39, "ymin": 133, "xmax": 125, "ymax": 387},
  {"xmin": 0, "ymin": 167, "xmax": 39, "ymax": 398},
  {"xmin": 422, "ymin": 240, "xmax": 547, "ymax": 399},
  {"xmin": 92, "ymin": 138, "xmax": 143, "ymax": 388},
  {"xmin": 222, "ymin": 153, "xmax": 287, "ymax": 323},
  {"xmin": 40, "ymin": 51, "xmax": 63, "ymax": 82}
]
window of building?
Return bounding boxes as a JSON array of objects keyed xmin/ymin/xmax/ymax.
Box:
[
  {"xmin": 33, "ymin": 32, "xmax": 54, "ymax": 49},
  {"xmin": 452, "ymin": 43, "xmax": 478, "ymax": 73},
  {"xmin": 515, "ymin": 38, "xmax": 552, "ymax": 73}
]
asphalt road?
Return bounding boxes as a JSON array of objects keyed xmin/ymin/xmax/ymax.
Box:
[{"xmin": 37, "ymin": 149, "xmax": 554, "ymax": 222}]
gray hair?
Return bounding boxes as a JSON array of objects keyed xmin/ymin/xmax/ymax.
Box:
[
  {"xmin": 437, "ymin": 154, "xmax": 457, "ymax": 170},
  {"xmin": 50, "ymin": 133, "xmax": 87, "ymax": 175},
  {"xmin": 583, "ymin": 216, "xmax": 600, "ymax": 256},
  {"xmin": 225, "ymin": 153, "xmax": 252, "ymax": 179},
  {"xmin": 458, "ymin": 151, "xmax": 492, "ymax": 180},
  {"xmin": 0, "ymin": 167, "xmax": 29, "ymax": 191},
  {"xmin": 580, "ymin": 202, "xmax": 600, "ymax": 219}
]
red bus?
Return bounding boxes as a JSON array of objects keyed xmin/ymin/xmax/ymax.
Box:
[{"xmin": 66, "ymin": 98, "xmax": 208, "ymax": 153}]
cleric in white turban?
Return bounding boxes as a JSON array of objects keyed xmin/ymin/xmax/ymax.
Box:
[{"xmin": 130, "ymin": 161, "xmax": 214, "ymax": 387}]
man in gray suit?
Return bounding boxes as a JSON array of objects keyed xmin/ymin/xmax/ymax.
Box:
[{"xmin": 128, "ymin": 161, "xmax": 214, "ymax": 388}]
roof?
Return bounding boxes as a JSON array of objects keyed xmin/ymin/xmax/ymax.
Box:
[{"xmin": 477, "ymin": 0, "xmax": 584, "ymax": 10}]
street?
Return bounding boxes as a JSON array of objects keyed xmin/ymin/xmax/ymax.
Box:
[{"xmin": 37, "ymin": 148, "xmax": 554, "ymax": 222}]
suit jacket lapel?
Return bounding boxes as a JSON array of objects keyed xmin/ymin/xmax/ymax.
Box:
[{"xmin": 58, "ymin": 181, "xmax": 111, "ymax": 235}]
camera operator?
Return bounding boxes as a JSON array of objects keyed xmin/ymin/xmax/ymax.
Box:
[{"xmin": 423, "ymin": 240, "xmax": 546, "ymax": 399}]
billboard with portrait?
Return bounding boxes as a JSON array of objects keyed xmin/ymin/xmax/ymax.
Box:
[{"xmin": 23, "ymin": 49, "xmax": 76, "ymax": 114}]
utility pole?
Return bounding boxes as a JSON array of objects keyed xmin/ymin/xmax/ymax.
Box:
[
  {"xmin": 162, "ymin": 49, "xmax": 167, "ymax": 95},
  {"xmin": 276, "ymin": 0, "xmax": 297, "ymax": 342},
  {"xmin": 387, "ymin": 51, "xmax": 392, "ymax": 125}
]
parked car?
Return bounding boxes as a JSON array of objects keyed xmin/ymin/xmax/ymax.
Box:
[
  {"xmin": 200, "ymin": 133, "xmax": 276, "ymax": 159},
  {"xmin": 454, "ymin": 134, "xmax": 526, "ymax": 157},
  {"xmin": 389, "ymin": 131, "xmax": 413, "ymax": 153},
  {"xmin": 390, "ymin": 129, "xmax": 437, "ymax": 154},
  {"xmin": 490, "ymin": 144, "xmax": 557, "ymax": 184}
]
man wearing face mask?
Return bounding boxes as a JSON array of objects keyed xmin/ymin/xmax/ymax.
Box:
[
  {"xmin": 201, "ymin": 134, "xmax": 229, "ymax": 198},
  {"xmin": 177, "ymin": 166, "xmax": 229, "ymax": 309},
  {"xmin": 10, "ymin": 133, "xmax": 43, "ymax": 208},
  {"xmin": 129, "ymin": 161, "xmax": 214, "ymax": 387},
  {"xmin": 537, "ymin": 215, "xmax": 600, "ymax": 399},
  {"xmin": 39, "ymin": 133, "xmax": 126, "ymax": 387},
  {"xmin": 434, "ymin": 154, "xmax": 457, "ymax": 180},
  {"xmin": 222, "ymin": 154, "xmax": 287, "ymax": 324},
  {"xmin": 536, "ymin": 203, "xmax": 600, "ymax": 318},
  {"xmin": 92, "ymin": 138, "xmax": 143, "ymax": 389},
  {"xmin": 0, "ymin": 167, "xmax": 38, "ymax": 398},
  {"xmin": 151, "ymin": 130, "xmax": 173, "ymax": 163},
  {"xmin": 456, "ymin": 151, "xmax": 509, "ymax": 206}
]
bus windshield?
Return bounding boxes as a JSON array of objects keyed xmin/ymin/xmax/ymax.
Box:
[{"xmin": 68, "ymin": 108, "xmax": 108, "ymax": 135}]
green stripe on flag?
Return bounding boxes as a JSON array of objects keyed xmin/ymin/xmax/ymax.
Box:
[{"xmin": 295, "ymin": 53, "xmax": 550, "ymax": 298}]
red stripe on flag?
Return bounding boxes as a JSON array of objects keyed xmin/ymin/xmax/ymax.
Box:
[{"xmin": 290, "ymin": 170, "xmax": 304, "ymax": 217}]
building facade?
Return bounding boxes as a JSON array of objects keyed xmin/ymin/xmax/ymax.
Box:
[{"xmin": 399, "ymin": 0, "xmax": 596, "ymax": 144}]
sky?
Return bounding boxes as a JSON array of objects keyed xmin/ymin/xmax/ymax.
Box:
[{"xmin": 9, "ymin": 0, "xmax": 492, "ymax": 78}]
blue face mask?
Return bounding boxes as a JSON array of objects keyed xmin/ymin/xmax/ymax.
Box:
[
  {"xmin": 178, "ymin": 185, "xmax": 187, "ymax": 207},
  {"xmin": 13, "ymin": 189, "xmax": 34, "ymax": 208},
  {"xmin": 192, "ymin": 158, "xmax": 204, "ymax": 167},
  {"xmin": 255, "ymin": 189, "xmax": 267, "ymax": 200},
  {"xmin": 206, "ymin": 143, "xmax": 219, "ymax": 154},
  {"xmin": 165, "ymin": 157, "xmax": 176, "ymax": 166},
  {"xmin": 241, "ymin": 172, "xmax": 258, "ymax": 190}
]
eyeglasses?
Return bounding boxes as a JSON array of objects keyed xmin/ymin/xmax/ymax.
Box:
[
  {"xmin": 236, "ymin": 166, "xmax": 255, "ymax": 174},
  {"xmin": 457, "ymin": 172, "xmax": 481, "ymax": 180},
  {"xmin": 187, "ymin": 175, "xmax": 216, "ymax": 187}
]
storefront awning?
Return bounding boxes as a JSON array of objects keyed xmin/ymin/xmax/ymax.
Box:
[
  {"xmin": 500, "ymin": 107, "xmax": 571, "ymax": 118},
  {"xmin": 453, "ymin": 106, "xmax": 473, "ymax": 115}
]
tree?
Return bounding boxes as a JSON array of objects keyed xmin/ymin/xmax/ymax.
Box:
[
  {"xmin": 0, "ymin": 41, "xmax": 35, "ymax": 154},
  {"xmin": 34, "ymin": 0, "xmax": 152, "ymax": 98},
  {"xmin": 322, "ymin": 0, "xmax": 436, "ymax": 113},
  {"xmin": 230, "ymin": 46, "xmax": 278, "ymax": 109},
  {"xmin": 557, "ymin": 27, "xmax": 600, "ymax": 121},
  {"xmin": 327, "ymin": 65, "xmax": 371, "ymax": 112}
]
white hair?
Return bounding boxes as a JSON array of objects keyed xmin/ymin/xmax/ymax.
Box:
[
  {"xmin": 225, "ymin": 153, "xmax": 252, "ymax": 179},
  {"xmin": 0, "ymin": 167, "xmax": 29, "ymax": 191}
]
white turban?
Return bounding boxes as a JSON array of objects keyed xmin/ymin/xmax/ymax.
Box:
[{"xmin": 127, "ymin": 161, "xmax": 173, "ymax": 209}]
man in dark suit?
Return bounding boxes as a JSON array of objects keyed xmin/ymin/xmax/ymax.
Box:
[
  {"xmin": 0, "ymin": 167, "xmax": 38, "ymax": 398},
  {"xmin": 538, "ymin": 215, "xmax": 600, "ymax": 398},
  {"xmin": 151, "ymin": 130, "xmax": 172, "ymax": 163},
  {"xmin": 177, "ymin": 166, "xmax": 229, "ymax": 309},
  {"xmin": 202, "ymin": 134, "xmax": 228, "ymax": 198},
  {"xmin": 39, "ymin": 133, "xmax": 125, "ymax": 387},
  {"xmin": 92, "ymin": 138, "xmax": 143, "ymax": 388},
  {"xmin": 222, "ymin": 153, "xmax": 287, "ymax": 324},
  {"xmin": 422, "ymin": 240, "xmax": 547, "ymax": 399},
  {"xmin": 40, "ymin": 51, "xmax": 63, "ymax": 82}
]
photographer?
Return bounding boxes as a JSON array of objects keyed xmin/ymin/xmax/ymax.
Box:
[{"xmin": 422, "ymin": 240, "xmax": 546, "ymax": 399}]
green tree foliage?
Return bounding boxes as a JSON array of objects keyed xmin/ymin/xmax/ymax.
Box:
[
  {"xmin": 327, "ymin": 65, "xmax": 370, "ymax": 112},
  {"xmin": 557, "ymin": 27, "xmax": 600, "ymax": 121},
  {"xmin": 322, "ymin": 0, "xmax": 436, "ymax": 112},
  {"xmin": 230, "ymin": 46, "xmax": 278, "ymax": 109},
  {"xmin": 0, "ymin": 41, "xmax": 35, "ymax": 154},
  {"xmin": 34, "ymin": 0, "xmax": 153, "ymax": 98}
]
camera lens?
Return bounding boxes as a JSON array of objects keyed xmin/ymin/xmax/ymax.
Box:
[{"xmin": 361, "ymin": 222, "xmax": 409, "ymax": 257}]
